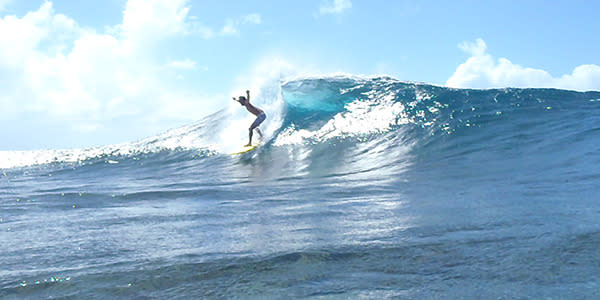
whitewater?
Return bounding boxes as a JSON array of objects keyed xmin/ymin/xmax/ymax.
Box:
[{"xmin": 1, "ymin": 75, "xmax": 600, "ymax": 299}]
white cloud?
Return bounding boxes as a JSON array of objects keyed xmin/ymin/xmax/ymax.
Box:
[
  {"xmin": 0, "ymin": 0, "xmax": 259, "ymax": 149},
  {"xmin": 458, "ymin": 38, "xmax": 487, "ymax": 56},
  {"xmin": 243, "ymin": 13, "xmax": 262, "ymax": 25},
  {"xmin": 221, "ymin": 13, "xmax": 261, "ymax": 36},
  {"xmin": 447, "ymin": 38, "xmax": 600, "ymax": 91},
  {"xmin": 221, "ymin": 19, "xmax": 237, "ymax": 35},
  {"xmin": 318, "ymin": 0, "xmax": 352, "ymax": 16},
  {"xmin": 121, "ymin": 0, "xmax": 191, "ymax": 43},
  {"xmin": 166, "ymin": 58, "xmax": 197, "ymax": 70},
  {"xmin": 0, "ymin": 2, "xmax": 259, "ymax": 119},
  {"xmin": 0, "ymin": 2, "xmax": 76, "ymax": 68}
]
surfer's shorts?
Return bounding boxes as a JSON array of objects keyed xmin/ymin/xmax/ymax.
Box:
[{"xmin": 250, "ymin": 113, "xmax": 266, "ymax": 130}]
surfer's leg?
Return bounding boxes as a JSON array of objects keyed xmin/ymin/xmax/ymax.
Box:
[
  {"xmin": 247, "ymin": 113, "xmax": 265, "ymax": 146},
  {"xmin": 246, "ymin": 127, "xmax": 253, "ymax": 147},
  {"xmin": 252, "ymin": 113, "xmax": 266, "ymax": 141}
]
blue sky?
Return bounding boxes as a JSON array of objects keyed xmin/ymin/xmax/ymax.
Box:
[{"xmin": 1, "ymin": 0, "xmax": 599, "ymax": 150}]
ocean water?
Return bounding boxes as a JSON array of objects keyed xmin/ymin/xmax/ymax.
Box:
[{"xmin": 1, "ymin": 75, "xmax": 600, "ymax": 299}]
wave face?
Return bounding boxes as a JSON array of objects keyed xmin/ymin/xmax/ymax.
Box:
[{"xmin": 2, "ymin": 76, "xmax": 600, "ymax": 298}]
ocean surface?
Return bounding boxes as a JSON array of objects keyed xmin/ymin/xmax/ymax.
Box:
[{"xmin": 2, "ymin": 75, "xmax": 600, "ymax": 299}]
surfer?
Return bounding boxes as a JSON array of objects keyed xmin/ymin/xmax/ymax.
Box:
[{"xmin": 233, "ymin": 90, "xmax": 266, "ymax": 146}]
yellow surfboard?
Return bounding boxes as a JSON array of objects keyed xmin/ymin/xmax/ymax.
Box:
[{"xmin": 231, "ymin": 143, "xmax": 260, "ymax": 155}]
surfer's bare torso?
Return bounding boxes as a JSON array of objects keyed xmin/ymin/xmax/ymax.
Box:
[{"xmin": 244, "ymin": 102, "xmax": 263, "ymax": 116}]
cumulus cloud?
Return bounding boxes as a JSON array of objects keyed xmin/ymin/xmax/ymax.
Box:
[
  {"xmin": 221, "ymin": 13, "xmax": 262, "ymax": 36},
  {"xmin": 0, "ymin": 1, "xmax": 191, "ymax": 121},
  {"xmin": 0, "ymin": 0, "xmax": 261, "ymax": 149},
  {"xmin": 121, "ymin": 0, "xmax": 190, "ymax": 42},
  {"xmin": 447, "ymin": 38, "xmax": 600, "ymax": 91},
  {"xmin": 318, "ymin": 0, "xmax": 352, "ymax": 16}
]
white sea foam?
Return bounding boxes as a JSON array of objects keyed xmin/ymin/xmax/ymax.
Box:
[{"xmin": 274, "ymin": 89, "xmax": 409, "ymax": 146}]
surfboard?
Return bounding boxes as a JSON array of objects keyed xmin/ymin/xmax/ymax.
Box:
[{"xmin": 231, "ymin": 143, "xmax": 260, "ymax": 155}]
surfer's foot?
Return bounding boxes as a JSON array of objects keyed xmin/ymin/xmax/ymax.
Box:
[{"xmin": 244, "ymin": 143, "xmax": 252, "ymax": 147}]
